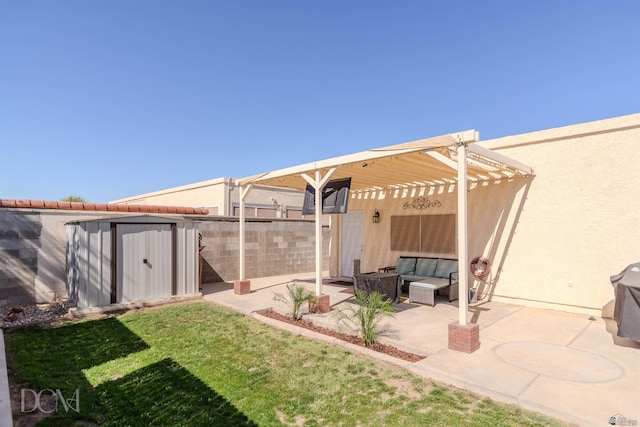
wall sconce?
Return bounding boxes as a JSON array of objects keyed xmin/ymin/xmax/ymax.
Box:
[{"xmin": 372, "ymin": 210, "xmax": 380, "ymax": 224}]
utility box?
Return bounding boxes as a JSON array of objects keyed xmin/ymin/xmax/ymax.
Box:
[{"xmin": 66, "ymin": 215, "xmax": 200, "ymax": 309}]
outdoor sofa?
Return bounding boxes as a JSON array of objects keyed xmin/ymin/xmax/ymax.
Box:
[{"xmin": 382, "ymin": 256, "xmax": 459, "ymax": 306}]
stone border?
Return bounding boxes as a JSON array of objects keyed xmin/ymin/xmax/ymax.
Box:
[{"xmin": 67, "ymin": 293, "xmax": 203, "ymax": 317}]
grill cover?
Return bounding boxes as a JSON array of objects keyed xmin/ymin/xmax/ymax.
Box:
[
  {"xmin": 353, "ymin": 272, "xmax": 402, "ymax": 303},
  {"xmin": 610, "ymin": 262, "xmax": 640, "ymax": 342}
]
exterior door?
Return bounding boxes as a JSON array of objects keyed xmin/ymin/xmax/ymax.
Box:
[
  {"xmin": 115, "ymin": 224, "xmax": 173, "ymax": 303},
  {"xmin": 340, "ymin": 211, "xmax": 363, "ymax": 277}
]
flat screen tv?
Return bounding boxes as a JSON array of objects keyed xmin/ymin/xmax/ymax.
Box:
[{"xmin": 302, "ymin": 177, "xmax": 351, "ymax": 215}]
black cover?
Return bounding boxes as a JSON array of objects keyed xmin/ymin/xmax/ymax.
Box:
[
  {"xmin": 302, "ymin": 178, "xmax": 351, "ymax": 215},
  {"xmin": 353, "ymin": 272, "xmax": 402, "ymax": 303},
  {"xmin": 610, "ymin": 262, "xmax": 640, "ymax": 342}
]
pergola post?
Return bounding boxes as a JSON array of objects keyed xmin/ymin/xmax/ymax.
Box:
[
  {"xmin": 457, "ymin": 142, "xmax": 469, "ymax": 325},
  {"xmin": 448, "ymin": 142, "xmax": 480, "ymax": 353},
  {"xmin": 234, "ymin": 183, "xmax": 252, "ymax": 295},
  {"xmin": 314, "ymin": 169, "xmax": 323, "ymax": 297},
  {"xmin": 301, "ymin": 167, "xmax": 336, "ymax": 313}
]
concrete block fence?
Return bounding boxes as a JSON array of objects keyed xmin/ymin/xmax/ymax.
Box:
[{"xmin": 0, "ymin": 208, "xmax": 328, "ymax": 307}]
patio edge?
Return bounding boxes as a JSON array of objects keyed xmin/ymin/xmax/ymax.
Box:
[
  {"xmin": 406, "ymin": 362, "xmax": 591, "ymax": 427},
  {"xmin": 251, "ymin": 311, "xmax": 415, "ymax": 368}
]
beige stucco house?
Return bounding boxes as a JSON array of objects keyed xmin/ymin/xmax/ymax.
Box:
[
  {"xmin": 236, "ymin": 114, "xmax": 639, "ymax": 318},
  {"xmin": 336, "ymin": 114, "xmax": 639, "ymax": 316},
  {"xmin": 113, "ymin": 114, "xmax": 639, "ymax": 317}
]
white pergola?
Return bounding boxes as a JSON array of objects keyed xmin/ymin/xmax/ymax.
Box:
[{"xmin": 237, "ymin": 130, "xmax": 534, "ymax": 326}]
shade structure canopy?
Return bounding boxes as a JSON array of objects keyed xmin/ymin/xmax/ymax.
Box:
[
  {"xmin": 236, "ymin": 130, "xmax": 534, "ymax": 325},
  {"xmin": 238, "ymin": 131, "xmax": 533, "ymax": 193}
]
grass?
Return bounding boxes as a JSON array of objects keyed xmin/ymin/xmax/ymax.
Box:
[{"xmin": 4, "ymin": 301, "xmax": 572, "ymax": 426}]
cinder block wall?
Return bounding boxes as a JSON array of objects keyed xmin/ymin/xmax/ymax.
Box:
[
  {"xmin": 198, "ymin": 217, "xmax": 330, "ymax": 283},
  {"xmin": 0, "ymin": 209, "xmax": 329, "ymax": 306},
  {"xmin": 0, "ymin": 211, "xmax": 42, "ymax": 306},
  {"xmin": 1, "ymin": 209, "xmax": 113, "ymax": 306}
]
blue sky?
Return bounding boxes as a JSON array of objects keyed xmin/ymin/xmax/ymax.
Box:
[{"xmin": 1, "ymin": 0, "xmax": 638, "ymax": 203}]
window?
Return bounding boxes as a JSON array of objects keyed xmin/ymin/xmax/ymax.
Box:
[{"xmin": 390, "ymin": 214, "xmax": 456, "ymax": 254}]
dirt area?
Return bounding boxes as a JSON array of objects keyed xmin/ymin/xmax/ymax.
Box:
[
  {"xmin": 0, "ymin": 299, "xmax": 71, "ymax": 329},
  {"xmin": 260, "ymin": 310, "xmax": 425, "ymax": 362}
]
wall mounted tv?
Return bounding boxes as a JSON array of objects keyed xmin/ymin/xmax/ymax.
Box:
[{"xmin": 302, "ymin": 177, "xmax": 352, "ymax": 215}]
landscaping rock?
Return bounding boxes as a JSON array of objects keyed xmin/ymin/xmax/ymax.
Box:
[{"xmin": 0, "ymin": 299, "xmax": 70, "ymax": 328}]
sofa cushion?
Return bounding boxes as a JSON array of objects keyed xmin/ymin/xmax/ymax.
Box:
[
  {"xmin": 434, "ymin": 259, "xmax": 458, "ymax": 279},
  {"xmin": 415, "ymin": 258, "xmax": 438, "ymax": 277},
  {"xmin": 409, "ymin": 278, "xmax": 451, "ymax": 290},
  {"xmin": 395, "ymin": 257, "xmax": 417, "ymax": 275},
  {"xmin": 400, "ymin": 274, "xmax": 428, "ymax": 283}
]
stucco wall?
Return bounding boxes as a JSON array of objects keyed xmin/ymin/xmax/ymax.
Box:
[
  {"xmin": 111, "ymin": 177, "xmax": 307, "ymax": 218},
  {"xmin": 344, "ymin": 114, "xmax": 640, "ymax": 315},
  {"xmin": 111, "ymin": 177, "xmax": 232, "ymax": 215},
  {"xmin": 478, "ymin": 114, "xmax": 640, "ymax": 314}
]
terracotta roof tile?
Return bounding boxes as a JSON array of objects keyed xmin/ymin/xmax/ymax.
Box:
[{"xmin": 0, "ymin": 199, "xmax": 209, "ymax": 215}]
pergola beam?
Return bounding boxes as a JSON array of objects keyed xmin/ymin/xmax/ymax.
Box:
[{"xmin": 467, "ymin": 143, "xmax": 535, "ymax": 176}]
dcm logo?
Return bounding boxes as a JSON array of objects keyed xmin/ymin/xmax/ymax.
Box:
[{"xmin": 20, "ymin": 388, "xmax": 80, "ymax": 414}]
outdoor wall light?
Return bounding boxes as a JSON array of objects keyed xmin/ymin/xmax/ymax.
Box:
[{"xmin": 372, "ymin": 210, "xmax": 380, "ymax": 224}]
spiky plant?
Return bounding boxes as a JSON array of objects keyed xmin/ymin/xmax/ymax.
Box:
[
  {"xmin": 273, "ymin": 282, "xmax": 313, "ymax": 320},
  {"xmin": 333, "ymin": 290, "xmax": 395, "ymax": 346}
]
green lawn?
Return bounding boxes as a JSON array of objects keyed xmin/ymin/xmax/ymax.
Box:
[{"xmin": 5, "ymin": 301, "xmax": 572, "ymax": 426}]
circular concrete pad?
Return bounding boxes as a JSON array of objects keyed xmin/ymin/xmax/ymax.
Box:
[{"xmin": 494, "ymin": 342, "xmax": 623, "ymax": 383}]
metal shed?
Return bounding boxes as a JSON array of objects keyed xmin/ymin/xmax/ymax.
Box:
[{"xmin": 66, "ymin": 215, "xmax": 200, "ymax": 309}]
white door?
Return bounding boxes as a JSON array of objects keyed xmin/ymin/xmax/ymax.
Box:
[
  {"xmin": 116, "ymin": 224, "xmax": 173, "ymax": 303},
  {"xmin": 340, "ymin": 211, "xmax": 363, "ymax": 277}
]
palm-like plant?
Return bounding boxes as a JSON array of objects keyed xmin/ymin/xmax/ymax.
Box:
[
  {"xmin": 333, "ymin": 290, "xmax": 395, "ymax": 346},
  {"xmin": 273, "ymin": 282, "xmax": 313, "ymax": 320}
]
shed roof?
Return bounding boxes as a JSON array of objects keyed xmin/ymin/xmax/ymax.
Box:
[
  {"xmin": 238, "ymin": 131, "xmax": 534, "ymax": 192},
  {"xmin": 66, "ymin": 214, "xmax": 198, "ymax": 225}
]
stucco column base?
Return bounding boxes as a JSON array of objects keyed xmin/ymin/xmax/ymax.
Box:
[
  {"xmin": 448, "ymin": 322, "xmax": 480, "ymax": 353},
  {"xmin": 233, "ymin": 280, "xmax": 251, "ymax": 295},
  {"xmin": 309, "ymin": 294, "xmax": 330, "ymax": 313}
]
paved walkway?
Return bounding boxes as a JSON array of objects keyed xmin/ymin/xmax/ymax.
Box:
[{"xmin": 202, "ymin": 272, "xmax": 640, "ymax": 427}]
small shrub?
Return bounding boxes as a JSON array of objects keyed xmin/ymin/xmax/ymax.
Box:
[
  {"xmin": 333, "ymin": 290, "xmax": 395, "ymax": 346},
  {"xmin": 60, "ymin": 195, "xmax": 87, "ymax": 202},
  {"xmin": 273, "ymin": 282, "xmax": 313, "ymax": 320}
]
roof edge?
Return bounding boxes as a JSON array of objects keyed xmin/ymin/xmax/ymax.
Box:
[
  {"xmin": 0, "ymin": 199, "xmax": 209, "ymax": 215},
  {"xmin": 109, "ymin": 177, "xmax": 232, "ymax": 204},
  {"xmin": 481, "ymin": 113, "xmax": 640, "ymax": 150},
  {"xmin": 238, "ymin": 131, "xmax": 477, "ymax": 187}
]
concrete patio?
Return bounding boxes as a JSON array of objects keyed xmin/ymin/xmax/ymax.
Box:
[{"xmin": 202, "ymin": 272, "xmax": 640, "ymax": 427}]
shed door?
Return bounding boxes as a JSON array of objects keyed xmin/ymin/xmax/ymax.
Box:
[{"xmin": 115, "ymin": 224, "xmax": 174, "ymax": 303}]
